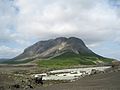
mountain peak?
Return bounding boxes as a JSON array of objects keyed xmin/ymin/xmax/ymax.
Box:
[
  {"xmin": 13, "ymin": 37, "xmax": 96, "ymax": 60},
  {"xmin": 6, "ymin": 37, "xmax": 114, "ymax": 65},
  {"xmin": 55, "ymin": 37, "xmax": 68, "ymax": 43}
]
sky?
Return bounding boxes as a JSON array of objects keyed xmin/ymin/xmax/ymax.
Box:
[{"xmin": 0, "ymin": 0, "xmax": 120, "ymax": 60}]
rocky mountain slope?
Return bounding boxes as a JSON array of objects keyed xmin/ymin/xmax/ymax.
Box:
[
  {"xmin": 4, "ymin": 37, "xmax": 113, "ymax": 65},
  {"xmin": 14, "ymin": 37, "xmax": 97, "ymax": 60}
]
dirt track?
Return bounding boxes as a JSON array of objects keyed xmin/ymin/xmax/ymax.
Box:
[{"xmin": 35, "ymin": 71, "xmax": 120, "ymax": 90}]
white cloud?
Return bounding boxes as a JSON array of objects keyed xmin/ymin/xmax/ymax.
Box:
[
  {"xmin": 0, "ymin": 0, "xmax": 17, "ymax": 42},
  {"xmin": 14, "ymin": 0, "xmax": 120, "ymax": 44},
  {"xmin": 0, "ymin": 45, "xmax": 21, "ymax": 58},
  {"xmin": 0, "ymin": 0, "xmax": 120, "ymax": 59}
]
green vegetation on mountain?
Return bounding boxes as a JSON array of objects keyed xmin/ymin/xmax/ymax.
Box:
[
  {"xmin": 37, "ymin": 52, "xmax": 113, "ymax": 69},
  {"xmin": 1, "ymin": 37, "xmax": 114, "ymax": 69},
  {"xmin": 1, "ymin": 58, "xmax": 34, "ymax": 64},
  {"xmin": 2, "ymin": 52, "xmax": 113, "ymax": 70}
]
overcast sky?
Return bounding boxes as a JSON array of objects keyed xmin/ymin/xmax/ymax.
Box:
[{"xmin": 0, "ymin": 0, "xmax": 120, "ymax": 60}]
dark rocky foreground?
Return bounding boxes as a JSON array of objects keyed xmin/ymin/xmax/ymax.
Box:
[{"xmin": 0, "ymin": 64, "xmax": 120, "ymax": 90}]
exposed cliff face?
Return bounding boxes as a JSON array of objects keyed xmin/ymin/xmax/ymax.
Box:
[{"xmin": 13, "ymin": 37, "xmax": 97, "ymax": 61}]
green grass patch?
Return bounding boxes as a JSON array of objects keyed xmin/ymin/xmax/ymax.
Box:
[
  {"xmin": 37, "ymin": 52, "xmax": 113, "ymax": 69},
  {"xmin": 1, "ymin": 58, "xmax": 34, "ymax": 64},
  {"xmin": 2, "ymin": 52, "xmax": 113, "ymax": 69}
]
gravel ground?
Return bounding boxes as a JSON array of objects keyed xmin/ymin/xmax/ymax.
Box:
[
  {"xmin": 0, "ymin": 65, "xmax": 120, "ymax": 90},
  {"xmin": 34, "ymin": 71, "xmax": 120, "ymax": 90}
]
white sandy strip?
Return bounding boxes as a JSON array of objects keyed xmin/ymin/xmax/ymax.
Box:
[
  {"xmin": 33, "ymin": 66, "xmax": 111, "ymax": 80},
  {"xmin": 49, "ymin": 66, "xmax": 111, "ymax": 74}
]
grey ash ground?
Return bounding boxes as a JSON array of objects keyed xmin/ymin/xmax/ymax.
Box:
[{"xmin": 0, "ymin": 64, "xmax": 120, "ymax": 90}]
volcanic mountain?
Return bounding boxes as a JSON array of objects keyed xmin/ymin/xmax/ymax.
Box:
[{"xmin": 4, "ymin": 37, "xmax": 113, "ymax": 65}]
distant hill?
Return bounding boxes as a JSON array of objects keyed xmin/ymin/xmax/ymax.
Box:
[
  {"xmin": 3, "ymin": 37, "xmax": 114, "ymax": 67},
  {"xmin": 0, "ymin": 59, "xmax": 9, "ymax": 63}
]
